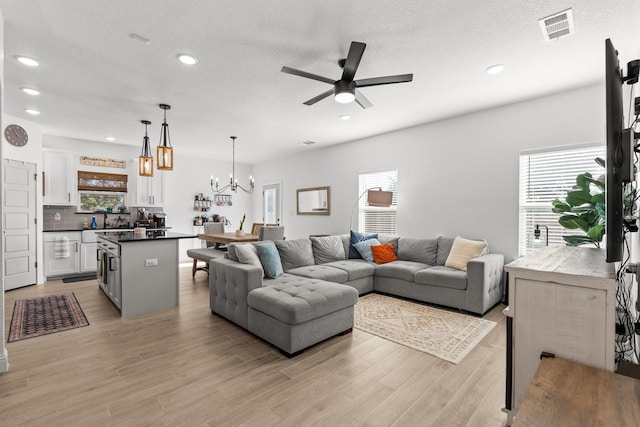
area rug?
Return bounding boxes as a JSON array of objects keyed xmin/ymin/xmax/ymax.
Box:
[
  {"xmin": 8, "ymin": 292, "xmax": 89, "ymax": 342},
  {"xmin": 354, "ymin": 294, "xmax": 496, "ymax": 364}
]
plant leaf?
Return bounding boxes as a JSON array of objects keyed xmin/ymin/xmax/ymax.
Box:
[
  {"xmin": 563, "ymin": 235, "xmax": 597, "ymax": 246},
  {"xmin": 565, "ymin": 190, "xmax": 593, "ymax": 206},
  {"xmin": 587, "ymin": 224, "xmax": 605, "ymax": 242}
]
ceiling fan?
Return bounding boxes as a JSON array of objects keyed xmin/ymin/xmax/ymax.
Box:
[{"xmin": 281, "ymin": 41, "xmax": 413, "ymax": 109}]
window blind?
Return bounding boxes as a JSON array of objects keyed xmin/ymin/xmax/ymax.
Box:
[
  {"xmin": 359, "ymin": 170, "xmax": 398, "ymax": 235},
  {"xmin": 519, "ymin": 145, "xmax": 605, "ymax": 256},
  {"xmin": 77, "ymin": 171, "xmax": 128, "ymax": 192}
]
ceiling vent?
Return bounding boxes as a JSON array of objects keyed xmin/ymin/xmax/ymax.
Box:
[
  {"xmin": 539, "ymin": 8, "xmax": 574, "ymax": 41},
  {"xmin": 299, "ymin": 140, "xmax": 316, "ymax": 146}
]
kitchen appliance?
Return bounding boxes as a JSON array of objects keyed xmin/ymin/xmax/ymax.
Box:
[
  {"xmin": 134, "ymin": 220, "xmax": 152, "ymax": 228},
  {"xmin": 97, "ymin": 237, "xmax": 121, "ymax": 309},
  {"xmin": 153, "ymin": 213, "xmax": 166, "ymax": 228}
]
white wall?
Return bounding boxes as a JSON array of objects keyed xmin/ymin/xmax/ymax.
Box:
[
  {"xmin": 1, "ymin": 115, "xmax": 45, "ymax": 283},
  {"xmin": 0, "ymin": 4, "xmax": 9, "ymax": 373},
  {"xmin": 43, "ymin": 135, "xmax": 254, "ymax": 262},
  {"xmin": 252, "ymin": 83, "xmax": 605, "ymax": 262}
]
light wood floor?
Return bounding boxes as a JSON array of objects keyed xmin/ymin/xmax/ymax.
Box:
[{"xmin": 1, "ymin": 264, "xmax": 508, "ymax": 426}]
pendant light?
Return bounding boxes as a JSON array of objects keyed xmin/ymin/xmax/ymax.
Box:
[
  {"xmin": 138, "ymin": 120, "xmax": 153, "ymax": 177},
  {"xmin": 157, "ymin": 103, "xmax": 173, "ymax": 170}
]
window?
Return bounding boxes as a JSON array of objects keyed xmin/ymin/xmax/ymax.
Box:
[
  {"xmin": 519, "ymin": 145, "xmax": 606, "ymax": 256},
  {"xmin": 357, "ymin": 170, "xmax": 398, "ymax": 235},
  {"xmin": 78, "ymin": 192, "xmax": 126, "ymax": 213},
  {"xmin": 77, "ymin": 171, "xmax": 128, "ymax": 213}
]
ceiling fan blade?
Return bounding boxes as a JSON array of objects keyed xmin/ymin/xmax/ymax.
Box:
[
  {"xmin": 355, "ymin": 90, "xmax": 373, "ymax": 109},
  {"xmin": 281, "ymin": 66, "xmax": 335, "ymax": 85},
  {"xmin": 355, "ymin": 74, "xmax": 413, "ymax": 88},
  {"xmin": 341, "ymin": 41, "xmax": 366, "ymax": 82},
  {"xmin": 303, "ymin": 88, "xmax": 335, "ymax": 106}
]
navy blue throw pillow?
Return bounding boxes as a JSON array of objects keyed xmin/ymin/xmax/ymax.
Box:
[{"xmin": 349, "ymin": 230, "xmax": 379, "ymax": 259}]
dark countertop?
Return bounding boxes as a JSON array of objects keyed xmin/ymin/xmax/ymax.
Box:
[
  {"xmin": 97, "ymin": 230, "xmax": 195, "ymax": 243},
  {"xmin": 44, "ymin": 227, "xmax": 172, "ymax": 232}
]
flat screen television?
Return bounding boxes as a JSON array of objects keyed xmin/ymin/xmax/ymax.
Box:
[{"xmin": 605, "ymin": 38, "xmax": 625, "ymax": 263}]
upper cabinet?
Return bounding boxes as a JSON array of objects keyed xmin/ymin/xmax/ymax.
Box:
[
  {"xmin": 129, "ymin": 159, "xmax": 165, "ymax": 207},
  {"xmin": 43, "ymin": 149, "xmax": 77, "ymax": 206}
]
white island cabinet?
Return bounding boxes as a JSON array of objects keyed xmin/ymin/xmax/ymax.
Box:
[
  {"xmin": 503, "ymin": 246, "xmax": 616, "ymax": 425},
  {"xmin": 97, "ymin": 230, "xmax": 194, "ymax": 317}
]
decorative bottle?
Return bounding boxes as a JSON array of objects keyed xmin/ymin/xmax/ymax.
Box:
[{"xmin": 90, "ymin": 216, "xmax": 97, "ymax": 229}]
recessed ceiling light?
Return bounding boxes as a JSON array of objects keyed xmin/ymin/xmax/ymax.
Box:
[
  {"xmin": 105, "ymin": 136, "xmax": 116, "ymax": 142},
  {"xmin": 24, "ymin": 108, "xmax": 40, "ymax": 115},
  {"xmin": 15, "ymin": 55, "xmax": 40, "ymax": 67},
  {"xmin": 177, "ymin": 54, "xmax": 198, "ymax": 65},
  {"xmin": 339, "ymin": 115, "xmax": 351, "ymax": 121},
  {"xmin": 486, "ymin": 64, "xmax": 504, "ymax": 75},
  {"xmin": 21, "ymin": 87, "xmax": 40, "ymax": 96}
]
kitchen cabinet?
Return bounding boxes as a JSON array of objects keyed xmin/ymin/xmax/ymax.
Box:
[
  {"xmin": 80, "ymin": 242, "xmax": 97, "ymax": 272},
  {"xmin": 44, "ymin": 231, "xmax": 81, "ymax": 277},
  {"xmin": 130, "ymin": 161, "xmax": 165, "ymax": 206},
  {"xmin": 503, "ymin": 246, "xmax": 616, "ymax": 425},
  {"xmin": 43, "ymin": 149, "xmax": 76, "ymax": 205}
]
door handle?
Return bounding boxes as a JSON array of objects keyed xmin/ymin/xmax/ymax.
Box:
[{"xmin": 42, "ymin": 171, "xmax": 46, "ymax": 197}]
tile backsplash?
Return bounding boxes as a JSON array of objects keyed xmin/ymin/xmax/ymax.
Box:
[{"xmin": 43, "ymin": 206, "xmax": 135, "ymax": 231}]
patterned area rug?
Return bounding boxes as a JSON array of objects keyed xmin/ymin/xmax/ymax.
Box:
[
  {"xmin": 8, "ymin": 292, "xmax": 89, "ymax": 343},
  {"xmin": 354, "ymin": 294, "xmax": 496, "ymax": 364}
]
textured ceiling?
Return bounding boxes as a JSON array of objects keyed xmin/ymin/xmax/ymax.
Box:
[{"xmin": 1, "ymin": 1, "xmax": 639, "ymax": 164}]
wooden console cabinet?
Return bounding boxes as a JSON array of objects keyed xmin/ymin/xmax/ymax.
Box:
[{"xmin": 503, "ymin": 246, "xmax": 617, "ymax": 425}]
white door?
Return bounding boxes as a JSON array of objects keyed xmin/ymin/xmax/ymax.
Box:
[
  {"xmin": 262, "ymin": 182, "xmax": 281, "ymax": 224},
  {"xmin": 3, "ymin": 159, "xmax": 37, "ymax": 290}
]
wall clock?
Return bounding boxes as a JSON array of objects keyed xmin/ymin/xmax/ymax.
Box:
[{"xmin": 4, "ymin": 124, "xmax": 28, "ymax": 147}]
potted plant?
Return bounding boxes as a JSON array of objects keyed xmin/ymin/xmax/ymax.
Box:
[
  {"xmin": 236, "ymin": 214, "xmax": 246, "ymax": 236},
  {"xmin": 551, "ymin": 158, "xmax": 605, "ymax": 247}
]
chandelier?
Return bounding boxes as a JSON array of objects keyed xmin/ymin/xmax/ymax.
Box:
[
  {"xmin": 210, "ymin": 136, "xmax": 254, "ymax": 194},
  {"xmin": 138, "ymin": 120, "xmax": 153, "ymax": 177}
]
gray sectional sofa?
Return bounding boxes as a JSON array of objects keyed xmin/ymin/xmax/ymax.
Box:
[{"xmin": 209, "ymin": 234, "xmax": 504, "ymax": 356}]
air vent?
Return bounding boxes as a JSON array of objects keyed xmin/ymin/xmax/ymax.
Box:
[{"xmin": 539, "ymin": 8, "xmax": 574, "ymax": 41}]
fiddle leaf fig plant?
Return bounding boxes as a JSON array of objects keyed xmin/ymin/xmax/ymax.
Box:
[{"xmin": 551, "ymin": 159, "xmax": 605, "ymax": 247}]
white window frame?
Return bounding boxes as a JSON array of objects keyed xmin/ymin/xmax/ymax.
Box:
[
  {"xmin": 357, "ymin": 170, "xmax": 398, "ymax": 235},
  {"xmin": 519, "ymin": 144, "xmax": 606, "ymax": 256}
]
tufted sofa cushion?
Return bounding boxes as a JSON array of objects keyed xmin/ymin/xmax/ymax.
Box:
[
  {"xmin": 324, "ymin": 259, "xmax": 375, "ymax": 281},
  {"xmin": 286, "ymin": 264, "xmax": 348, "ymax": 283},
  {"xmin": 249, "ymin": 279, "xmax": 359, "ymax": 324},
  {"xmin": 374, "ymin": 260, "xmax": 431, "ymax": 282},
  {"xmin": 414, "ymin": 266, "xmax": 468, "ymax": 290}
]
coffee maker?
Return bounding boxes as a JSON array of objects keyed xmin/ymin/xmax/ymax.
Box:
[{"xmin": 153, "ymin": 213, "xmax": 167, "ymax": 228}]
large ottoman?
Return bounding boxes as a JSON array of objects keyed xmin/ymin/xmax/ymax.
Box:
[{"xmin": 247, "ymin": 278, "xmax": 359, "ymax": 357}]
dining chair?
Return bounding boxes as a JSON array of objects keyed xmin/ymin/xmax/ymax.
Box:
[
  {"xmin": 204, "ymin": 222, "xmax": 224, "ymax": 248},
  {"xmin": 250, "ymin": 222, "xmax": 278, "ymax": 235},
  {"xmin": 259, "ymin": 225, "xmax": 285, "ymax": 241}
]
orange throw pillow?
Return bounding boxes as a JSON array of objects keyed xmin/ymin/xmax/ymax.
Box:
[{"xmin": 371, "ymin": 243, "xmax": 397, "ymax": 264}]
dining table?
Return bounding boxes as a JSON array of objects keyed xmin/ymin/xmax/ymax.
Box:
[{"xmin": 197, "ymin": 232, "xmax": 260, "ymax": 249}]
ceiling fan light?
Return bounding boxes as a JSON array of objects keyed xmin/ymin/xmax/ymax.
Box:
[{"xmin": 335, "ymin": 91, "xmax": 355, "ymax": 104}]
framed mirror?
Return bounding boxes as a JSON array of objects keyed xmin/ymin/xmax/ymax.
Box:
[{"xmin": 297, "ymin": 186, "xmax": 331, "ymax": 215}]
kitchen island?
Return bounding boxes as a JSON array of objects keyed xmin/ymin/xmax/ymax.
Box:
[{"xmin": 97, "ymin": 230, "xmax": 195, "ymax": 317}]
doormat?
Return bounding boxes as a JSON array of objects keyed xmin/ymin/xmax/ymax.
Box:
[
  {"xmin": 354, "ymin": 294, "xmax": 496, "ymax": 364},
  {"xmin": 7, "ymin": 292, "xmax": 89, "ymax": 342},
  {"xmin": 62, "ymin": 274, "xmax": 97, "ymax": 283}
]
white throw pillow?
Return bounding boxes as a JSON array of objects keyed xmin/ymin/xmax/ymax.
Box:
[
  {"xmin": 445, "ymin": 236, "xmax": 488, "ymax": 271},
  {"xmin": 235, "ymin": 244, "xmax": 264, "ymax": 276}
]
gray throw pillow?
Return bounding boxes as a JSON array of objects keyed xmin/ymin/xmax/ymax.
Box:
[
  {"xmin": 310, "ymin": 235, "xmax": 346, "ymax": 264},
  {"xmin": 397, "ymin": 237, "xmax": 438, "ymax": 265},
  {"xmin": 274, "ymin": 238, "xmax": 315, "ymax": 271}
]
